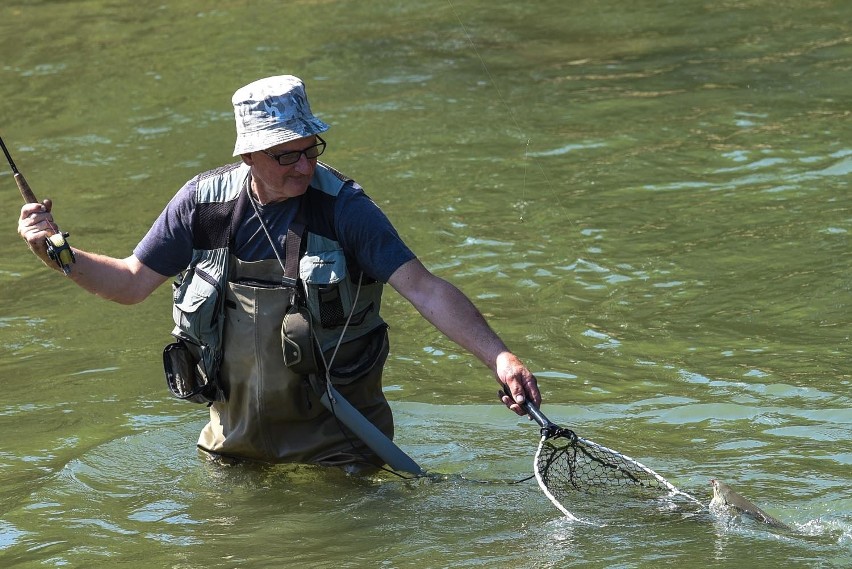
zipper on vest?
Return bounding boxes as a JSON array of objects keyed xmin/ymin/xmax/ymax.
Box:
[
  {"xmin": 232, "ymin": 277, "xmax": 294, "ymax": 289},
  {"xmin": 194, "ymin": 266, "xmax": 219, "ymax": 289}
]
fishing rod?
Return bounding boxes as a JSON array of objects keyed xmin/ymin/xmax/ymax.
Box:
[{"xmin": 1, "ymin": 134, "xmax": 75, "ymax": 274}]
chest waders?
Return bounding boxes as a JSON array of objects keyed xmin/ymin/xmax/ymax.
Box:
[
  {"xmin": 166, "ymin": 162, "xmax": 393, "ymax": 466},
  {"xmin": 200, "ymin": 256, "xmax": 393, "ymax": 465}
]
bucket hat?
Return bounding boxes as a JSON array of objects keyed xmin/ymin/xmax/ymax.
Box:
[{"xmin": 232, "ymin": 75, "xmax": 330, "ymax": 155}]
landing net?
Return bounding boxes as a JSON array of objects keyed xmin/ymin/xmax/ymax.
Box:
[{"xmin": 533, "ymin": 427, "xmax": 702, "ymax": 521}]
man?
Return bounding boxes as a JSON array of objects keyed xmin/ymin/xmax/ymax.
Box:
[{"xmin": 17, "ymin": 75, "xmax": 541, "ymax": 468}]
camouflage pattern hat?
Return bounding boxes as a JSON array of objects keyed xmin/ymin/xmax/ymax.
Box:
[{"xmin": 232, "ymin": 75, "xmax": 330, "ymax": 155}]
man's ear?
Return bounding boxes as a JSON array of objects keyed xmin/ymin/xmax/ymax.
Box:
[{"xmin": 240, "ymin": 152, "xmax": 254, "ymax": 166}]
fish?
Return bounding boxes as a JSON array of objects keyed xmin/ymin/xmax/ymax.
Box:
[{"xmin": 709, "ymin": 479, "xmax": 791, "ymax": 530}]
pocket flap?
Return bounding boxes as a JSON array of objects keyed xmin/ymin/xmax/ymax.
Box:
[
  {"xmin": 174, "ymin": 269, "xmax": 218, "ymax": 313},
  {"xmin": 300, "ymin": 250, "xmax": 346, "ymax": 285}
]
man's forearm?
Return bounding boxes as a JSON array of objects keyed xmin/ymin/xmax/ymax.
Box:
[
  {"xmin": 411, "ymin": 276, "xmax": 509, "ymax": 371},
  {"xmin": 64, "ymin": 250, "xmax": 167, "ymax": 305}
]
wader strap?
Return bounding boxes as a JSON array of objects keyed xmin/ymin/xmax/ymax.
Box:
[
  {"xmin": 284, "ymin": 220, "xmax": 304, "ymax": 282},
  {"xmin": 238, "ymin": 179, "xmax": 306, "ymax": 285},
  {"xmin": 283, "ymin": 194, "xmax": 312, "ymax": 282}
]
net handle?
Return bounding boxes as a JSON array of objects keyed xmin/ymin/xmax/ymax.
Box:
[{"xmin": 502, "ymin": 384, "xmax": 561, "ymax": 437}]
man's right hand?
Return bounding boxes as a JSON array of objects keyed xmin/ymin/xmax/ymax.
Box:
[{"xmin": 18, "ymin": 199, "xmax": 62, "ymax": 270}]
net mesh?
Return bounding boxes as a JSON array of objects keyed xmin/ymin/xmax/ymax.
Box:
[{"xmin": 535, "ymin": 427, "xmax": 683, "ymax": 506}]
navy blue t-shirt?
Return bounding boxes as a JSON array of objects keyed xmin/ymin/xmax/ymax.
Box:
[{"xmin": 134, "ymin": 166, "xmax": 415, "ymax": 282}]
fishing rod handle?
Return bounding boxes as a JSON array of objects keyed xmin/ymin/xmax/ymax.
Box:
[
  {"xmin": 1, "ymin": 135, "xmax": 73, "ymax": 272},
  {"xmin": 11, "ymin": 169, "xmax": 75, "ymax": 273},
  {"xmin": 15, "ymin": 172, "xmax": 38, "ymax": 204},
  {"xmin": 0, "ymin": 135, "xmax": 36, "ymax": 203}
]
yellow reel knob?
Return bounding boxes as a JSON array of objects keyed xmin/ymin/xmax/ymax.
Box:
[{"xmin": 46, "ymin": 232, "xmax": 76, "ymax": 270}]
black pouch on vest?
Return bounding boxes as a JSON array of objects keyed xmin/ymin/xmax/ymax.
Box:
[
  {"xmin": 163, "ymin": 340, "xmax": 219, "ymax": 404},
  {"xmin": 281, "ymin": 304, "xmax": 320, "ymax": 375}
]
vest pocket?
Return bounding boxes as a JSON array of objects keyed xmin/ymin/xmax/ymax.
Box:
[
  {"xmin": 300, "ymin": 249, "xmax": 352, "ymax": 328},
  {"xmin": 281, "ymin": 304, "xmax": 320, "ymax": 375},
  {"xmin": 170, "ymin": 262, "xmax": 225, "ymax": 398},
  {"xmin": 172, "ymin": 265, "xmax": 221, "ymax": 344},
  {"xmin": 316, "ymin": 284, "xmax": 346, "ymax": 327}
]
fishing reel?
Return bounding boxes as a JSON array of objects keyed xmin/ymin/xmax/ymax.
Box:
[{"xmin": 45, "ymin": 231, "xmax": 76, "ymax": 274}]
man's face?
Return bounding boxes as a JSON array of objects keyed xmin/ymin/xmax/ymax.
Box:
[{"xmin": 242, "ymin": 135, "xmax": 320, "ymax": 204}]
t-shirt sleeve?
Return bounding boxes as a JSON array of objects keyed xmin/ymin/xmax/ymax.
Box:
[
  {"xmin": 132, "ymin": 178, "xmax": 197, "ymax": 277},
  {"xmin": 334, "ymin": 183, "xmax": 416, "ymax": 283}
]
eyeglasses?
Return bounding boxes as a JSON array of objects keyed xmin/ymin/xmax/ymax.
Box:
[{"xmin": 260, "ymin": 136, "xmax": 326, "ymax": 166}]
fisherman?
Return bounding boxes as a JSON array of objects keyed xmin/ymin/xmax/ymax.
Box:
[{"xmin": 16, "ymin": 75, "xmax": 541, "ymax": 468}]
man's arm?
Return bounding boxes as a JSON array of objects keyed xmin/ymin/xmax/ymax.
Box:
[
  {"xmin": 18, "ymin": 201, "xmax": 168, "ymax": 304},
  {"xmin": 387, "ymin": 257, "xmax": 541, "ymax": 415},
  {"xmin": 64, "ymin": 250, "xmax": 169, "ymax": 304}
]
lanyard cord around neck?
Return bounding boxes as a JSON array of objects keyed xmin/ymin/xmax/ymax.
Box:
[
  {"xmin": 247, "ymin": 185, "xmax": 289, "ymax": 276},
  {"xmin": 313, "ymin": 271, "xmax": 363, "ymax": 382},
  {"xmin": 245, "ymin": 183, "xmax": 363, "ymax": 375}
]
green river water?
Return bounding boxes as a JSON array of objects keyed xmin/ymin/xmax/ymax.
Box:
[{"xmin": 0, "ymin": 1, "xmax": 849, "ymax": 567}]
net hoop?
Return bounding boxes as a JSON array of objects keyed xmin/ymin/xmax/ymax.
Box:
[
  {"xmin": 532, "ymin": 432, "xmax": 704, "ymax": 521},
  {"xmin": 533, "ymin": 435, "xmax": 591, "ymax": 523}
]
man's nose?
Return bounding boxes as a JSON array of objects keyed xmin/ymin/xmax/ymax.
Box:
[{"xmin": 293, "ymin": 153, "xmax": 312, "ymax": 174}]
